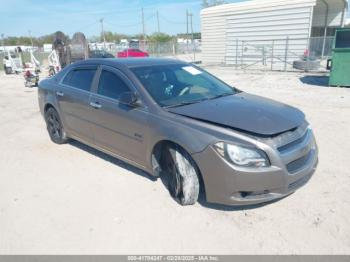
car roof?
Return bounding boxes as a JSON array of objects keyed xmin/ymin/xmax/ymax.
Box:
[{"xmin": 73, "ymin": 57, "xmax": 187, "ymax": 68}]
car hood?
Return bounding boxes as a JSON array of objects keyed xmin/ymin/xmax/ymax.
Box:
[{"xmin": 167, "ymin": 93, "xmax": 305, "ymax": 137}]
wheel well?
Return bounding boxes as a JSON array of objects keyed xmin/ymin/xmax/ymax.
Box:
[
  {"xmin": 151, "ymin": 140, "xmax": 206, "ymax": 194},
  {"xmin": 44, "ymin": 103, "xmax": 55, "ymax": 114}
]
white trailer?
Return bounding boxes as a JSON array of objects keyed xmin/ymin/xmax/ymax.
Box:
[{"xmin": 2, "ymin": 50, "xmax": 23, "ymax": 74}]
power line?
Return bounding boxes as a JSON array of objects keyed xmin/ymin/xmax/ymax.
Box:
[
  {"xmin": 104, "ymin": 13, "xmax": 154, "ymax": 29},
  {"xmin": 52, "ymin": 5, "xmax": 157, "ymax": 18},
  {"xmin": 104, "ymin": 21, "xmax": 142, "ymax": 29},
  {"xmin": 68, "ymin": 19, "xmax": 100, "ymax": 34},
  {"xmin": 158, "ymin": 13, "xmax": 200, "ymax": 26}
]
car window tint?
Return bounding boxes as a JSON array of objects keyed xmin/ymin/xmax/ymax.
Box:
[
  {"xmin": 97, "ymin": 70, "xmax": 130, "ymax": 100},
  {"xmin": 62, "ymin": 69, "xmax": 96, "ymax": 91}
]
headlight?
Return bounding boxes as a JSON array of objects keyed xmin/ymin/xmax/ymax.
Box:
[{"xmin": 214, "ymin": 142, "xmax": 270, "ymax": 168}]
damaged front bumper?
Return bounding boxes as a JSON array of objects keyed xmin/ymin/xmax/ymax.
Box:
[{"xmin": 192, "ymin": 127, "xmax": 318, "ymax": 206}]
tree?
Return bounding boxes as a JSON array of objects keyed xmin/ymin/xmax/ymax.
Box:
[
  {"xmin": 202, "ymin": 0, "xmax": 227, "ymax": 8},
  {"xmin": 148, "ymin": 33, "xmax": 173, "ymax": 43},
  {"xmin": 177, "ymin": 32, "xmax": 201, "ymax": 39},
  {"xmin": 102, "ymin": 31, "xmax": 128, "ymax": 43}
]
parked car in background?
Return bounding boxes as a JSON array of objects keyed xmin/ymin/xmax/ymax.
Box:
[
  {"xmin": 38, "ymin": 58, "xmax": 318, "ymax": 207},
  {"xmin": 117, "ymin": 48, "xmax": 149, "ymax": 58},
  {"xmin": 89, "ymin": 50, "xmax": 115, "ymax": 59}
]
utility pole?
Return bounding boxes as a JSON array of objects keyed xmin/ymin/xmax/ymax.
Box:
[
  {"xmin": 189, "ymin": 12, "xmax": 195, "ymax": 61},
  {"xmin": 156, "ymin": 10, "xmax": 160, "ymax": 33},
  {"xmin": 100, "ymin": 18, "xmax": 106, "ymax": 50},
  {"xmin": 141, "ymin": 8, "xmax": 146, "ymax": 41},
  {"xmin": 186, "ymin": 10, "xmax": 189, "ymax": 52},
  {"xmin": 1, "ymin": 33, "xmax": 5, "ymax": 52},
  {"xmin": 28, "ymin": 30, "xmax": 33, "ymax": 48}
]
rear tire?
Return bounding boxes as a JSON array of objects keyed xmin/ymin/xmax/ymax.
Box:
[
  {"xmin": 293, "ymin": 60, "xmax": 320, "ymax": 71},
  {"xmin": 162, "ymin": 145, "xmax": 200, "ymax": 206},
  {"xmin": 44, "ymin": 107, "xmax": 69, "ymax": 144}
]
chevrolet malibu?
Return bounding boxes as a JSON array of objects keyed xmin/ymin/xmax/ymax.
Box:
[{"xmin": 38, "ymin": 58, "xmax": 318, "ymax": 206}]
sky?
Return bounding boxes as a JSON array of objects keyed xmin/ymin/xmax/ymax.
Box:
[
  {"xmin": 0, "ymin": 0, "xmax": 349, "ymax": 38},
  {"xmin": 0, "ymin": 0, "xmax": 245, "ymax": 37}
]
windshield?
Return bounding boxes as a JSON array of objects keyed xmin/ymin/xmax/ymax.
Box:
[{"xmin": 131, "ymin": 64, "xmax": 238, "ymax": 107}]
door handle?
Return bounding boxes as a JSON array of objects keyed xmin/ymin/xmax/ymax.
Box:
[
  {"xmin": 56, "ymin": 91, "xmax": 64, "ymax": 97},
  {"xmin": 90, "ymin": 102, "xmax": 102, "ymax": 109}
]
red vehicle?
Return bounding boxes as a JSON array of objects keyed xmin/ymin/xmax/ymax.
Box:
[{"xmin": 117, "ymin": 48, "xmax": 149, "ymax": 58}]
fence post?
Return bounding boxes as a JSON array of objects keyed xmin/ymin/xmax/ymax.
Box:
[
  {"xmin": 321, "ymin": 28, "xmax": 328, "ymax": 59},
  {"xmin": 262, "ymin": 46, "xmax": 266, "ymax": 66},
  {"xmin": 284, "ymin": 37, "xmax": 289, "ymax": 72},
  {"xmin": 193, "ymin": 41, "xmax": 196, "ymax": 62},
  {"xmin": 271, "ymin": 40, "xmax": 275, "ymax": 71},
  {"xmin": 241, "ymin": 40, "xmax": 244, "ymax": 69},
  {"xmin": 306, "ymin": 37, "xmax": 310, "ymax": 72},
  {"xmin": 235, "ymin": 38, "xmax": 238, "ymax": 69}
]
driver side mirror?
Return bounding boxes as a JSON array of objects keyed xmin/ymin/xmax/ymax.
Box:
[{"xmin": 119, "ymin": 91, "xmax": 142, "ymax": 107}]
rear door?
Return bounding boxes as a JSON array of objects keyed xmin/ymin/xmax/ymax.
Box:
[
  {"xmin": 57, "ymin": 65, "xmax": 97, "ymax": 144},
  {"xmin": 89, "ymin": 66, "xmax": 149, "ymax": 167}
]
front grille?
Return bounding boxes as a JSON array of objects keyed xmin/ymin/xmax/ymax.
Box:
[
  {"xmin": 278, "ymin": 129, "xmax": 309, "ymax": 153},
  {"xmin": 286, "ymin": 151, "xmax": 312, "ymax": 174},
  {"xmin": 288, "ymin": 174, "xmax": 312, "ymax": 190}
]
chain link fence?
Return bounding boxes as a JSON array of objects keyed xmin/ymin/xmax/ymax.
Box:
[
  {"xmin": 108, "ymin": 41, "xmax": 201, "ymax": 61},
  {"xmin": 2, "ymin": 36, "xmax": 334, "ymax": 72},
  {"xmin": 224, "ymin": 36, "xmax": 334, "ymax": 71},
  {"xmin": 0, "ymin": 41, "xmax": 201, "ymax": 71}
]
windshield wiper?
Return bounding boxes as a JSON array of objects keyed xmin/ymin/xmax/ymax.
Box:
[
  {"xmin": 164, "ymin": 99, "xmax": 205, "ymax": 108},
  {"xmin": 208, "ymin": 93, "xmax": 233, "ymax": 100},
  {"xmin": 165, "ymin": 93, "xmax": 233, "ymax": 109}
]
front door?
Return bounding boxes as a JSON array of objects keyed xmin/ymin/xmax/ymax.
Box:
[{"xmin": 89, "ymin": 66, "xmax": 149, "ymax": 167}]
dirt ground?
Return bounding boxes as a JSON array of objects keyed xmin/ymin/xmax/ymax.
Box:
[{"xmin": 0, "ymin": 67, "xmax": 349, "ymax": 255}]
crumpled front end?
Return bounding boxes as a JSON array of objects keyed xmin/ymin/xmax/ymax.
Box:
[{"xmin": 192, "ymin": 123, "xmax": 318, "ymax": 206}]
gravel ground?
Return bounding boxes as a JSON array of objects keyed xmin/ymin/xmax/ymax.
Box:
[{"xmin": 0, "ymin": 68, "xmax": 349, "ymax": 254}]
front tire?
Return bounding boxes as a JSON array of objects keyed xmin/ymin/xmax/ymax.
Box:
[
  {"xmin": 44, "ymin": 107, "xmax": 68, "ymax": 144},
  {"xmin": 163, "ymin": 145, "xmax": 200, "ymax": 206}
]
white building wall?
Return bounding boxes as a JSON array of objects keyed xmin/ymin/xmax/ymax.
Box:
[{"xmin": 201, "ymin": 0, "xmax": 317, "ymax": 65}]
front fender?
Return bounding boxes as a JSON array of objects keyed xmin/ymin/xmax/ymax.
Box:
[{"xmin": 146, "ymin": 113, "xmax": 217, "ymax": 173}]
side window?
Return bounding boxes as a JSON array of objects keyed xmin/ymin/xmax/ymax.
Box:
[
  {"xmin": 97, "ymin": 70, "xmax": 130, "ymax": 100},
  {"xmin": 62, "ymin": 70, "xmax": 74, "ymax": 85},
  {"xmin": 62, "ymin": 69, "xmax": 96, "ymax": 91}
]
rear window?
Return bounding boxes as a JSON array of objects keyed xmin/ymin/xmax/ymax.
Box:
[{"xmin": 62, "ymin": 69, "xmax": 96, "ymax": 91}]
